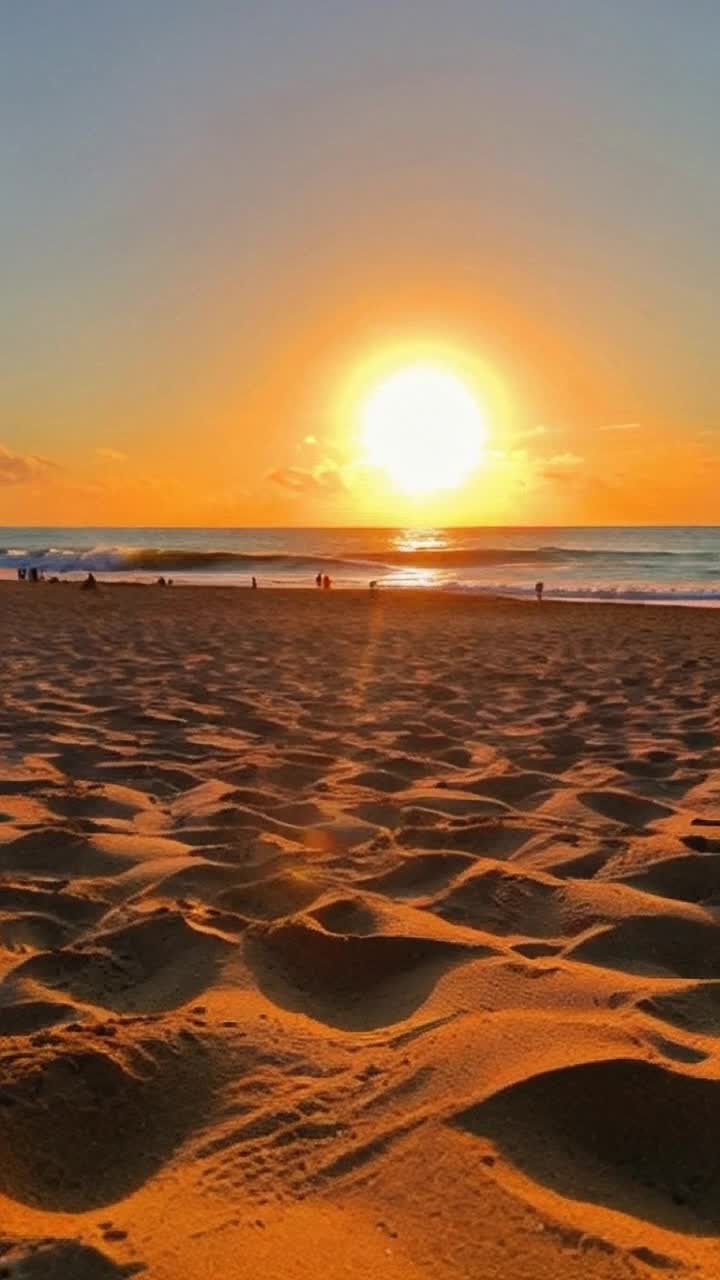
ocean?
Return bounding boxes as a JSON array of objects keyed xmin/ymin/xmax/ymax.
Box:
[{"xmin": 3, "ymin": 526, "xmax": 720, "ymax": 605}]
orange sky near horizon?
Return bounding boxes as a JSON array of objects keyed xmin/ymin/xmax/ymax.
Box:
[
  {"xmin": 3, "ymin": 3, "xmax": 719, "ymax": 527},
  {"xmin": 4, "ymin": 275, "xmax": 718, "ymax": 528}
]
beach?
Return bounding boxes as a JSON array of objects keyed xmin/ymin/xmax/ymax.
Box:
[{"xmin": 2, "ymin": 581, "xmax": 720, "ymax": 1277}]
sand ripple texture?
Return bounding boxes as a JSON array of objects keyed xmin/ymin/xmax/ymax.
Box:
[{"xmin": 2, "ymin": 584, "xmax": 720, "ymax": 1277}]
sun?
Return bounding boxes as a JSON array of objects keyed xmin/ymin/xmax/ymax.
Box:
[{"xmin": 360, "ymin": 362, "xmax": 487, "ymax": 494}]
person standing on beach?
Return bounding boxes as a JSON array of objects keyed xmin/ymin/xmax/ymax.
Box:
[
  {"xmin": 251, "ymin": 576, "xmax": 258, "ymax": 589},
  {"xmin": 315, "ymin": 572, "xmax": 322, "ymax": 588},
  {"xmin": 535, "ymin": 581, "xmax": 544, "ymax": 602},
  {"xmin": 323, "ymin": 574, "xmax": 331, "ymax": 589}
]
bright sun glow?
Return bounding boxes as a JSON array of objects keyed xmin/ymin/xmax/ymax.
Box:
[{"xmin": 360, "ymin": 363, "xmax": 487, "ymax": 493}]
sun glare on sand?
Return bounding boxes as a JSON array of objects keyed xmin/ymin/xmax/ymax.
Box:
[{"xmin": 360, "ymin": 363, "xmax": 487, "ymax": 494}]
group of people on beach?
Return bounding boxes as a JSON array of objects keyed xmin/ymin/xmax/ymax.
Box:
[{"xmin": 18, "ymin": 565, "xmax": 546, "ymax": 600}]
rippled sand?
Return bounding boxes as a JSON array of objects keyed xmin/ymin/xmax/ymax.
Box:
[{"xmin": 2, "ymin": 583, "xmax": 720, "ymax": 1277}]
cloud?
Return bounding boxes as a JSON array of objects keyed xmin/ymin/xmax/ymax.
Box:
[
  {"xmin": 0, "ymin": 443, "xmax": 62, "ymax": 486},
  {"xmin": 512, "ymin": 425, "xmax": 549, "ymax": 442},
  {"xmin": 545, "ymin": 452, "xmax": 583, "ymax": 468},
  {"xmin": 267, "ymin": 462, "xmax": 345, "ymax": 495},
  {"xmin": 95, "ymin": 447, "xmax": 127, "ymax": 462},
  {"xmin": 599, "ymin": 422, "xmax": 640, "ymax": 431},
  {"xmin": 540, "ymin": 452, "xmax": 584, "ymax": 481}
]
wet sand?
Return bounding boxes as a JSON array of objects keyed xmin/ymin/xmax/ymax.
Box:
[{"xmin": 2, "ymin": 582, "xmax": 720, "ymax": 1277}]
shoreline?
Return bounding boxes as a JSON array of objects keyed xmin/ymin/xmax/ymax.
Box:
[{"xmin": 4, "ymin": 577, "xmax": 720, "ymax": 612}]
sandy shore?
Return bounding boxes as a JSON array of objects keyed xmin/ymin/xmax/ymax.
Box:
[{"xmin": 2, "ymin": 582, "xmax": 720, "ymax": 1277}]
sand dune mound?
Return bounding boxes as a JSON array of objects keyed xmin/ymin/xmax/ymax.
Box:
[
  {"xmin": 569, "ymin": 916, "xmax": 720, "ymax": 977},
  {"xmin": 430, "ymin": 860, "xmax": 631, "ymax": 939},
  {"xmin": 248, "ymin": 910, "xmax": 488, "ymax": 1025},
  {"xmin": 253, "ymin": 913, "xmax": 479, "ymax": 994},
  {"xmin": 579, "ymin": 789, "xmax": 674, "ymax": 827},
  {"xmin": 14, "ymin": 912, "xmax": 232, "ymax": 1012},
  {"xmin": 0, "ymin": 999, "xmax": 77, "ymax": 1037},
  {"xmin": 0, "ymin": 1030, "xmax": 212, "ymax": 1210},
  {"xmin": 0, "ymin": 881, "xmax": 105, "ymax": 930},
  {"xmin": 351, "ymin": 768, "xmax": 409, "ymax": 792},
  {"xmin": 359, "ymin": 851, "xmax": 473, "ymax": 897},
  {"xmin": 397, "ymin": 818, "xmax": 531, "ymax": 857},
  {"xmin": 309, "ymin": 896, "xmax": 380, "ymax": 935},
  {"xmin": 149, "ymin": 859, "xmax": 257, "ymax": 904},
  {"xmin": 0, "ymin": 1237, "xmax": 136, "ymax": 1279},
  {"xmin": 0, "ymin": 830, "xmax": 132, "ymax": 878},
  {"xmin": 463, "ymin": 771, "xmax": 558, "ymax": 804},
  {"xmin": 617, "ymin": 853, "xmax": 720, "ymax": 904},
  {"xmin": 546, "ymin": 848, "xmax": 611, "ymax": 879},
  {"xmin": 217, "ymin": 870, "xmax": 323, "ymax": 920},
  {"xmin": 95, "ymin": 760, "xmax": 200, "ymax": 794},
  {"xmin": 639, "ymin": 982, "xmax": 720, "ymax": 1036},
  {"xmin": 432, "ymin": 862, "xmax": 561, "ymax": 937},
  {"xmin": 453, "ymin": 1057, "xmax": 720, "ymax": 1229},
  {"xmin": 0, "ymin": 913, "xmax": 70, "ymax": 952}
]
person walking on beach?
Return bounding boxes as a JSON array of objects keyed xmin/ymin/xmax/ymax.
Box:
[
  {"xmin": 322, "ymin": 574, "xmax": 331, "ymax": 589},
  {"xmin": 315, "ymin": 572, "xmax": 322, "ymax": 588},
  {"xmin": 535, "ymin": 580, "xmax": 544, "ymax": 602},
  {"xmin": 251, "ymin": 576, "xmax": 258, "ymax": 589}
]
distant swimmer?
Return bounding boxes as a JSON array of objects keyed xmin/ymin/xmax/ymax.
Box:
[
  {"xmin": 251, "ymin": 576, "xmax": 258, "ymax": 589},
  {"xmin": 535, "ymin": 580, "xmax": 544, "ymax": 602},
  {"xmin": 315, "ymin": 572, "xmax": 322, "ymax": 588},
  {"xmin": 322, "ymin": 574, "xmax": 331, "ymax": 590},
  {"xmin": 81, "ymin": 572, "xmax": 97, "ymax": 591}
]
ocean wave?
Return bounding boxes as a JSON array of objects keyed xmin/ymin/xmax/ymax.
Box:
[
  {"xmin": 2, "ymin": 540, "xmax": 719, "ymax": 577},
  {"xmin": 439, "ymin": 582, "xmax": 720, "ymax": 603},
  {"xmin": 0, "ymin": 546, "xmax": 387, "ymax": 574}
]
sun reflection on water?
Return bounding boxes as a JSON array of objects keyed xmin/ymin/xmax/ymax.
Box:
[{"xmin": 392, "ymin": 528, "xmax": 449, "ymax": 554}]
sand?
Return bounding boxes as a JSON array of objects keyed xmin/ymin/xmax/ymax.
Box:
[{"xmin": 2, "ymin": 582, "xmax": 720, "ymax": 1277}]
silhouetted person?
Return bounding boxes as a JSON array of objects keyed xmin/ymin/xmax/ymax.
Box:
[
  {"xmin": 315, "ymin": 572, "xmax": 322, "ymax": 588},
  {"xmin": 17, "ymin": 568, "xmax": 26, "ymax": 581},
  {"xmin": 369, "ymin": 580, "xmax": 378, "ymax": 590},
  {"xmin": 251, "ymin": 576, "xmax": 258, "ymax": 589},
  {"xmin": 322, "ymin": 574, "xmax": 331, "ymax": 590},
  {"xmin": 535, "ymin": 580, "xmax": 544, "ymax": 602},
  {"xmin": 157, "ymin": 576, "xmax": 167, "ymax": 586},
  {"xmin": 29, "ymin": 567, "xmax": 38, "ymax": 583},
  {"xmin": 81, "ymin": 572, "xmax": 97, "ymax": 591}
]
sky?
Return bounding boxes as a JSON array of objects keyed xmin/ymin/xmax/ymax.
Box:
[{"xmin": 2, "ymin": 0, "xmax": 719, "ymax": 526}]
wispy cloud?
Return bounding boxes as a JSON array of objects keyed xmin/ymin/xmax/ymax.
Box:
[
  {"xmin": 540, "ymin": 452, "xmax": 584, "ymax": 481},
  {"xmin": 95, "ymin": 446, "xmax": 127, "ymax": 462},
  {"xmin": 599, "ymin": 422, "xmax": 640, "ymax": 432},
  {"xmin": 0, "ymin": 443, "xmax": 62, "ymax": 486},
  {"xmin": 513, "ymin": 424, "xmax": 550, "ymax": 442},
  {"xmin": 267, "ymin": 462, "xmax": 345, "ymax": 495}
]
